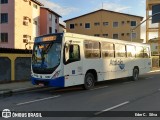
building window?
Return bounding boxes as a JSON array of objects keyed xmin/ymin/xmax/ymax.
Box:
[
  {"xmin": 121, "ymin": 33, "xmax": 125, "ymax": 36},
  {"xmin": 85, "ymin": 23, "xmax": 90, "ymax": 29},
  {"xmin": 55, "ymin": 18, "xmax": 57, "ymax": 23},
  {"xmin": 103, "ymin": 22, "xmax": 109, "ymax": 26},
  {"xmin": 131, "ymin": 33, "xmax": 137, "ymax": 39},
  {"xmin": 94, "ymin": 22, "xmax": 100, "ymax": 26},
  {"xmin": 113, "ymin": 34, "xmax": 119, "ymax": 39},
  {"xmin": 131, "ymin": 21, "xmax": 136, "ymax": 26},
  {"xmin": 121, "ymin": 21, "xmax": 125, "ymax": 24},
  {"xmin": 94, "ymin": 34, "xmax": 100, "ymax": 37},
  {"xmin": 55, "ymin": 29, "xmax": 57, "ymax": 33},
  {"xmin": 103, "ymin": 34, "xmax": 108, "ymax": 37},
  {"xmin": 29, "ymin": 1, "xmax": 31, "ymax": 5},
  {"xmin": 113, "ymin": 22, "xmax": 118, "ymax": 27},
  {"xmin": 49, "ymin": 13, "xmax": 52, "ymax": 21},
  {"xmin": 155, "ymin": 46, "xmax": 158, "ymax": 49},
  {"xmin": 70, "ymin": 24, "xmax": 75, "ymax": 29},
  {"xmin": 34, "ymin": 21, "xmax": 37, "ymax": 25},
  {"xmin": 49, "ymin": 27, "xmax": 52, "ymax": 34},
  {"xmin": 80, "ymin": 23, "xmax": 82, "ymax": 26},
  {"xmin": 1, "ymin": 13, "xmax": 8, "ymax": 23},
  {"xmin": 0, "ymin": 0, "xmax": 8, "ymax": 4},
  {"xmin": 33, "ymin": 4, "xmax": 37, "ymax": 9},
  {"xmin": 0, "ymin": 33, "xmax": 8, "ymax": 42}
]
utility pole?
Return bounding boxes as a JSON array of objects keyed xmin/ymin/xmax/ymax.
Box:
[{"xmin": 131, "ymin": 12, "xmax": 160, "ymax": 42}]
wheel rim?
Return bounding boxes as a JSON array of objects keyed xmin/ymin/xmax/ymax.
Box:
[
  {"xmin": 134, "ymin": 70, "xmax": 138, "ymax": 80},
  {"xmin": 86, "ymin": 76, "xmax": 93, "ymax": 88}
]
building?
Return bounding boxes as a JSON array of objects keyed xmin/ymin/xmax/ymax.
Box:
[
  {"xmin": 64, "ymin": 9, "xmax": 143, "ymax": 42},
  {"xmin": 59, "ymin": 23, "xmax": 66, "ymax": 33},
  {"xmin": 40, "ymin": 7, "xmax": 61, "ymax": 35},
  {"xmin": 0, "ymin": 0, "xmax": 43, "ymax": 49},
  {"xmin": 148, "ymin": 38, "xmax": 159, "ymax": 55},
  {"xmin": 148, "ymin": 38, "xmax": 160, "ymax": 67},
  {"xmin": 146, "ymin": 0, "xmax": 160, "ymax": 43}
]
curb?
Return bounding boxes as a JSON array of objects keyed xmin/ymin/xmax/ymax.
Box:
[
  {"xmin": 149, "ymin": 69, "xmax": 160, "ymax": 73},
  {"xmin": 0, "ymin": 86, "xmax": 44, "ymax": 97}
]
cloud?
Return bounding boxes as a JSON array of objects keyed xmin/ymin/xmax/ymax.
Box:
[
  {"xmin": 100, "ymin": 2, "xmax": 131, "ymax": 12},
  {"xmin": 37, "ymin": 0, "xmax": 77, "ymax": 16}
]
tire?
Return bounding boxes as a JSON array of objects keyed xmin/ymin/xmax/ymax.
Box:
[
  {"xmin": 83, "ymin": 73, "xmax": 95, "ymax": 90},
  {"xmin": 131, "ymin": 68, "xmax": 139, "ymax": 81}
]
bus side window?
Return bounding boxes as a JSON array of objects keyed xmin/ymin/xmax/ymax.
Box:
[
  {"xmin": 115, "ymin": 44, "xmax": 126, "ymax": 58},
  {"xmin": 144, "ymin": 47, "xmax": 150, "ymax": 58},
  {"xmin": 65, "ymin": 44, "xmax": 80, "ymax": 64},
  {"xmin": 126, "ymin": 45, "xmax": 136, "ymax": 58},
  {"xmin": 136, "ymin": 46, "xmax": 144, "ymax": 58}
]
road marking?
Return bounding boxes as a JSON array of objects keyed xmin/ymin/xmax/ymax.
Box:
[
  {"xmin": 123, "ymin": 81, "xmax": 133, "ymax": 84},
  {"xmin": 145, "ymin": 77, "xmax": 153, "ymax": 80},
  {"xmin": 94, "ymin": 101, "xmax": 130, "ymax": 116},
  {"xmin": 90, "ymin": 86, "xmax": 108, "ymax": 91},
  {"xmin": 16, "ymin": 95, "xmax": 60, "ymax": 106}
]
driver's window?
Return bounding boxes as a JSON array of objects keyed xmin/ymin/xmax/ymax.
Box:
[{"xmin": 65, "ymin": 44, "xmax": 80, "ymax": 64}]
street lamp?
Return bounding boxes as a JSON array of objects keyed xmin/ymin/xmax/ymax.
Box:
[{"xmin": 131, "ymin": 11, "xmax": 160, "ymax": 42}]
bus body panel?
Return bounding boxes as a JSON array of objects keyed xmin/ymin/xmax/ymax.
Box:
[{"xmin": 31, "ymin": 32, "xmax": 152, "ymax": 88}]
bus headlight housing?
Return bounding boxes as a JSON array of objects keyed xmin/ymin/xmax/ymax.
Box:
[{"xmin": 52, "ymin": 70, "xmax": 61, "ymax": 79}]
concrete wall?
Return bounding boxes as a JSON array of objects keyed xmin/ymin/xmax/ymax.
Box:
[{"xmin": 0, "ymin": 53, "xmax": 31, "ymax": 82}]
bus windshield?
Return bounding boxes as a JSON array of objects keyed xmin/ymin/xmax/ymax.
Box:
[{"xmin": 32, "ymin": 42, "xmax": 61, "ymax": 74}]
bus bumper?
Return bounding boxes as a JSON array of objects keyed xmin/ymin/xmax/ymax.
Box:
[{"xmin": 31, "ymin": 77, "xmax": 65, "ymax": 87}]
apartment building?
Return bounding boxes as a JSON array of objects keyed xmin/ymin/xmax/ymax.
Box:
[
  {"xmin": 59, "ymin": 23, "xmax": 66, "ymax": 33},
  {"xmin": 40, "ymin": 7, "xmax": 61, "ymax": 35},
  {"xmin": 0, "ymin": 0, "xmax": 43, "ymax": 49},
  {"xmin": 64, "ymin": 9, "xmax": 143, "ymax": 42}
]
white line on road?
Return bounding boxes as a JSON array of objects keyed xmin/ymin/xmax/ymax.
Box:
[
  {"xmin": 145, "ymin": 77, "xmax": 153, "ymax": 80},
  {"xmin": 123, "ymin": 81, "xmax": 133, "ymax": 84},
  {"xmin": 94, "ymin": 101, "xmax": 130, "ymax": 116},
  {"xmin": 16, "ymin": 95, "xmax": 60, "ymax": 106},
  {"xmin": 90, "ymin": 86, "xmax": 109, "ymax": 91}
]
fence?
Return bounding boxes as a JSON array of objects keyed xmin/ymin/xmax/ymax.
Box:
[{"xmin": 0, "ymin": 48, "xmax": 32, "ymax": 82}]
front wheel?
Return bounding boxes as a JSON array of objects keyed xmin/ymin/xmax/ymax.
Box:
[
  {"xmin": 83, "ymin": 73, "xmax": 95, "ymax": 90},
  {"xmin": 131, "ymin": 68, "xmax": 139, "ymax": 81}
]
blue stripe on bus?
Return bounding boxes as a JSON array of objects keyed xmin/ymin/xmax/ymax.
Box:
[{"xmin": 31, "ymin": 76, "xmax": 65, "ymax": 87}]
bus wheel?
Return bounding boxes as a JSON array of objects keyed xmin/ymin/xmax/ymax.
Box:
[
  {"xmin": 83, "ymin": 73, "xmax": 95, "ymax": 90},
  {"xmin": 131, "ymin": 68, "xmax": 139, "ymax": 81}
]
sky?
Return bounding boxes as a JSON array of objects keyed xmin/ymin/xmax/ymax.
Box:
[{"xmin": 37, "ymin": 0, "xmax": 158, "ymax": 40}]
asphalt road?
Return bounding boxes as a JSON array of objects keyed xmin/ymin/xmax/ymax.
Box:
[{"xmin": 0, "ymin": 72, "xmax": 160, "ymax": 120}]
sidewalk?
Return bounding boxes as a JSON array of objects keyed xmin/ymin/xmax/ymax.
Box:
[{"xmin": 0, "ymin": 81, "xmax": 43, "ymax": 97}]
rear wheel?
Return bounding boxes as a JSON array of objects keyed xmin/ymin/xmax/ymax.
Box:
[
  {"xmin": 83, "ymin": 73, "xmax": 95, "ymax": 90},
  {"xmin": 131, "ymin": 68, "xmax": 139, "ymax": 81}
]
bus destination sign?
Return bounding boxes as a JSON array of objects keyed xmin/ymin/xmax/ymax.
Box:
[{"xmin": 42, "ymin": 36, "xmax": 57, "ymax": 42}]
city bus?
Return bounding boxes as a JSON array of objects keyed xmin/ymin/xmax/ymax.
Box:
[{"xmin": 31, "ymin": 33, "xmax": 152, "ymax": 90}]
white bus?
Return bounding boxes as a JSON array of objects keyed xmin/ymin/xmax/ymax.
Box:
[{"xmin": 31, "ymin": 33, "xmax": 152, "ymax": 89}]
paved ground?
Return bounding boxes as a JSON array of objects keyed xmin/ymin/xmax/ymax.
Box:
[{"xmin": 0, "ymin": 71, "xmax": 160, "ymax": 120}]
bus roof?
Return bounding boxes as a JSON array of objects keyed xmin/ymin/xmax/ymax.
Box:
[{"xmin": 64, "ymin": 32, "xmax": 149, "ymax": 47}]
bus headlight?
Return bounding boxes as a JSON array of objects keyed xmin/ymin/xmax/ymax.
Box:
[{"xmin": 52, "ymin": 70, "xmax": 61, "ymax": 79}]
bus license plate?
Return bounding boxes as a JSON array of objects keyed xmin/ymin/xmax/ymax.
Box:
[{"xmin": 38, "ymin": 83, "xmax": 44, "ymax": 86}]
